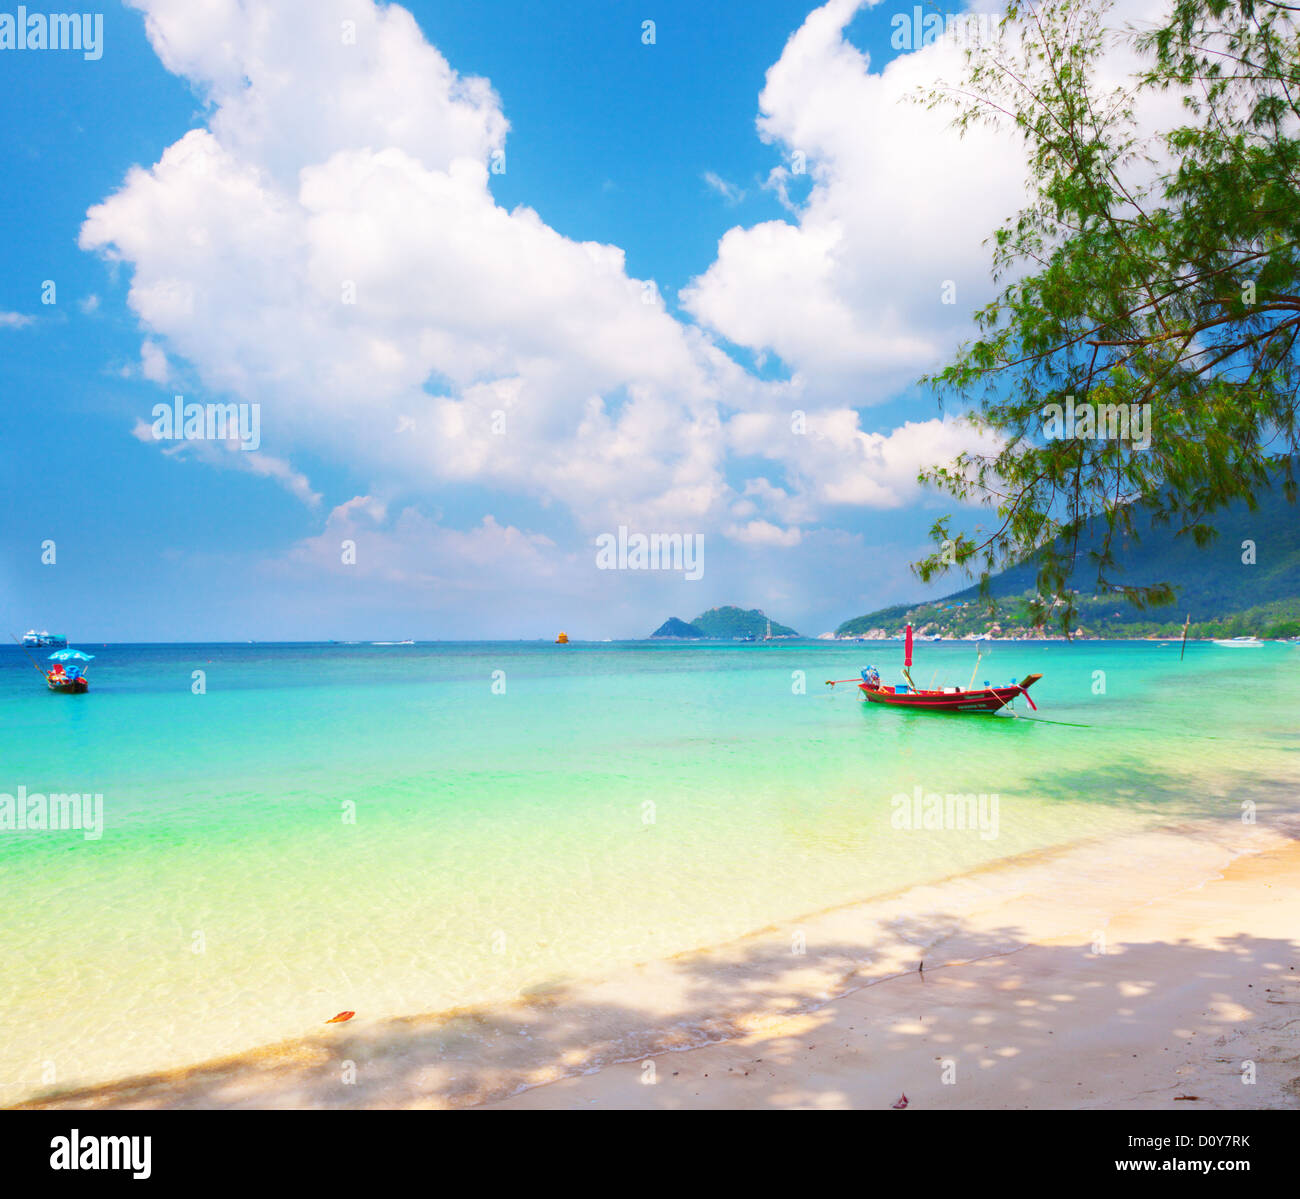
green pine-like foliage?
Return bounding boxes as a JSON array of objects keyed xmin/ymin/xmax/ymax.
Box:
[{"xmin": 913, "ymin": 0, "xmax": 1300, "ymax": 634}]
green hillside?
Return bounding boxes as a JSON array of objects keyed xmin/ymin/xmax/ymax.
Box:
[
  {"xmin": 649, "ymin": 617, "xmax": 705, "ymax": 639},
  {"xmin": 837, "ymin": 474, "xmax": 1300, "ymax": 639},
  {"xmin": 648, "ymin": 607, "xmax": 799, "ymax": 639},
  {"xmin": 692, "ymin": 606, "xmax": 799, "ymax": 639}
]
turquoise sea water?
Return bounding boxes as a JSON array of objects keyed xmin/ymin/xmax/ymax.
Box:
[{"xmin": 1, "ymin": 639, "xmax": 1297, "ymax": 1101}]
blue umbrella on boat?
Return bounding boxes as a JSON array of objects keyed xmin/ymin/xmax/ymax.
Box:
[{"xmin": 48, "ymin": 649, "xmax": 94, "ymax": 681}]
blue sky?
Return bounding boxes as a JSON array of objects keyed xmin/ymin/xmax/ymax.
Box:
[{"xmin": 1, "ymin": 0, "xmax": 1018, "ymax": 641}]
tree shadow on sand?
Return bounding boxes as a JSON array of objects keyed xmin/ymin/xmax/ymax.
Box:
[{"xmin": 16, "ymin": 906, "xmax": 1300, "ymax": 1111}]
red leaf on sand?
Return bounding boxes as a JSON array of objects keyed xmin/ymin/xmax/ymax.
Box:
[
  {"xmin": 892, "ymin": 1094, "xmax": 909, "ymax": 1109},
  {"xmin": 325, "ymin": 1010, "xmax": 355, "ymax": 1024}
]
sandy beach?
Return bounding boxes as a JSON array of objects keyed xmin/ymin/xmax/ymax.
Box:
[
  {"xmin": 495, "ymin": 827, "xmax": 1300, "ymax": 1110},
  {"xmin": 17, "ymin": 813, "xmax": 1299, "ymax": 1111}
]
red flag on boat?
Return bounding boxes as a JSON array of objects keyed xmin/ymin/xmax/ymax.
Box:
[{"xmin": 904, "ymin": 623, "xmax": 913, "ymax": 668}]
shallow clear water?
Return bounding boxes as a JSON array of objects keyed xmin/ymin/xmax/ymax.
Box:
[{"xmin": 1, "ymin": 639, "xmax": 1297, "ymax": 1101}]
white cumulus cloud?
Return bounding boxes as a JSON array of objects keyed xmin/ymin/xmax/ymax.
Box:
[
  {"xmin": 80, "ymin": 0, "xmax": 1025, "ymax": 615},
  {"xmin": 682, "ymin": 0, "xmax": 1028, "ymax": 403},
  {"xmin": 81, "ymin": 0, "xmax": 755, "ymax": 538}
]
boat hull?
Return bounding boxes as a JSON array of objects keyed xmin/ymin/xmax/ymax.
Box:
[
  {"xmin": 859, "ymin": 673, "xmax": 1041, "ymax": 714},
  {"xmin": 47, "ymin": 678, "xmax": 88, "ymax": 694}
]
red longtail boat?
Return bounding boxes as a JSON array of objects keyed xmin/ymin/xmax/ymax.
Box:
[
  {"xmin": 860, "ymin": 674, "xmax": 1041, "ymax": 712},
  {"xmin": 829, "ymin": 623, "xmax": 1042, "ymax": 714}
]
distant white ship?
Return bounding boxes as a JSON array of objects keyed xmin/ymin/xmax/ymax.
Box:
[
  {"xmin": 1212, "ymin": 636, "xmax": 1263, "ymax": 648},
  {"xmin": 21, "ymin": 629, "xmax": 67, "ymax": 647}
]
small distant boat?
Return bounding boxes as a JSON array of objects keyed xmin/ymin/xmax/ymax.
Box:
[
  {"xmin": 555, "ymin": 631, "xmax": 569, "ymax": 644},
  {"xmin": 1213, "ymin": 636, "xmax": 1263, "ymax": 648},
  {"xmin": 45, "ymin": 649, "xmax": 94, "ymax": 694},
  {"xmin": 22, "ymin": 629, "xmax": 67, "ymax": 647}
]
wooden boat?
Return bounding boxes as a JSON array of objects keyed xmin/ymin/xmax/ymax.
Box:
[
  {"xmin": 860, "ymin": 674, "xmax": 1041, "ymax": 712},
  {"xmin": 10, "ymin": 636, "xmax": 94, "ymax": 692},
  {"xmin": 828, "ymin": 622, "xmax": 1042, "ymax": 714},
  {"xmin": 45, "ymin": 649, "xmax": 94, "ymax": 694},
  {"xmin": 47, "ymin": 673, "xmax": 89, "ymax": 694}
]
